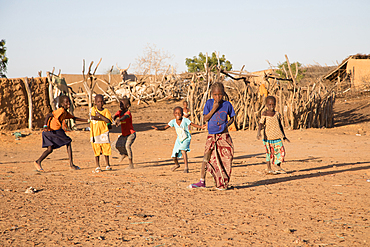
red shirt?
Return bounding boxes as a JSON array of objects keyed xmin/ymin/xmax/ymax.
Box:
[{"xmin": 114, "ymin": 110, "xmax": 135, "ymax": 136}]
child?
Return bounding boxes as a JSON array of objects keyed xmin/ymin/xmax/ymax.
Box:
[
  {"xmin": 152, "ymin": 106, "xmax": 205, "ymax": 173},
  {"xmin": 257, "ymin": 95, "xmax": 290, "ymax": 174},
  {"xmin": 189, "ymin": 82, "xmax": 235, "ymax": 190},
  {"xmin": 34, "ymin": 95, "xmax": 88, "ymax": 172},
  {"xmin": 112, "ymin": 97, "xmax": 136, "ymax": 169},
  {"xmin": 183, "ymin": 101, "xmax": 190, "ymax": 118},
  {"xmin": 90, "ymin": 94, "xmax": 113, "ymax": 173}
]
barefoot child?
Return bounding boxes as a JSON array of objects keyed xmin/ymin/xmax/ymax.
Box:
[
  {"xmin": 34, "ymin": 95, "xmax": 88, "ymax": 172},
  {"xmin": 189, "ymin": 82, "xmax": 235, "ymax": 190},
  {"xmin": 152, "ymin": 107, "xmax": 205, "ymax": 173},
  {"xmin": 112, "ymin": 97, "xmax": 136, "ymax": 169},
  {"xmin": 90, "ymin": 94, "xmax": 113, "ymax": 173},
  {"xmin": 257, "ymin": 95, "xmax": 290, "ymax": 174}
]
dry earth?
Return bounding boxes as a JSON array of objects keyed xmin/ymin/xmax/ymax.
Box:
[{"xmin": 0, "ymin": 96, "xmax": 369, "ymax": 246}]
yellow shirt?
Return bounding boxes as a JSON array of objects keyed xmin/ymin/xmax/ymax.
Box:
[{"xmin": 89, "ymin": 107, "xmax": 112, "ymax": 143}]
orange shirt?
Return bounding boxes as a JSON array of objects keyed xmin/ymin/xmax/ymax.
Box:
[{"xmin": 48, "ymin": 108, "xmax": 74, "ymax": 131}]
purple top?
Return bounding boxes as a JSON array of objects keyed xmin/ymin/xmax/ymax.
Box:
[{"xmin": 203, "ymin": 99, "xmax": 235, "ymax": 134}]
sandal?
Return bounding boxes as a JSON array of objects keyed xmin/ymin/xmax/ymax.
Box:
[
  {"xmin": 215, "ymin": 186, "xmax": 227, "ymax": 191},
  {"xmin": 70, "ymin": 165, "xmax": 80, "ymax": 170},
  {"xmin": 92, "ymin": 167, "xmax": 101, "ymax": 173},
  {"xmin": 276, "ymin": 168, "xmax": 287, "ymax": 174},
  {"xmin": 34, "ymin": 162, "xmax": 45, "ymax": 172},
  {"xmin": 265, "ymin": 170, "xmax": 278, "ymax": 175},
  {"xmin": 105, "ymin": 166, "xmax": 112, "ymax": 171},
  {"xmin": 188, "ymin": 180, "xmax": 205, "ymax": 189}
]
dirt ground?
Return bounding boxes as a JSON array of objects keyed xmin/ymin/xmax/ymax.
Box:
[{"xmin": 0, "ymin": 96, "xmax": 369, "ymax": 246}]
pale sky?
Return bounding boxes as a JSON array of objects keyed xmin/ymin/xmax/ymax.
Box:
[{"xmin": 1, "ymin": 0, "xmax": 369, "ymax": 78}]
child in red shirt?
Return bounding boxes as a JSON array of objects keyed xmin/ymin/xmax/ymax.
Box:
[{"xmin": 113, "ymin": 97, "xmax": 136, "ymax": 169}]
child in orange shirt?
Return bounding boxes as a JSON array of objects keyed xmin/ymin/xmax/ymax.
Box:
[{"xmin": 34, "ymin": 95, "xmax": 88, "ymax": 172}]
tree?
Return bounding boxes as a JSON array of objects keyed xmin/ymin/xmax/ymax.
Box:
[
  {"xmin": 0, "ymin": 39, "xmax": 8, "ymax": 78},
  {"xmin": 276, "ymin": 61, "xmax": 305, "ymax": 82},
  {"xmin": 105, "ymin": 67, "xmax": 120, "ymax": 75},
  {"xmin": 134, "ymin": 43, "xmax": 176, "ymax": 75},
  {"xmin": 185, "ymin": 52, "xmax": 232, "ymax": 73}
]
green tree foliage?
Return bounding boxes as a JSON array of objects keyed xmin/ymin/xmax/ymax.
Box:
[
  {"xmin": 276, "ymin": 61, "xmax": 305, "ymax": 82},
  {"xmin": 0, "ymin": 39, "xmax": 8, "ymax": 78},
  {"xmin": 185, "ymin": 52, "xmax": 232, "ymax": 73},
  {"xmin": 105, "ymin": 67, "xmax": 120, "ymax": 75}
]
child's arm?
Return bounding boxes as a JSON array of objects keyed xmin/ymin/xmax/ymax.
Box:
[
  {"xmin": 227, "ymin": 116, "xmax": 235, "ymax": 127},
  {"xmin": 152, "ymin": 125, "xmax": 170, "ymax": 131},
  {"xmin": 91, "ymin": 111, "xmax": 112, "ymax": 124},
  {"xmin": 204, "ymin": 100, "xmax": 221, "ymax": 122},
  {"xmin": 43, "ymin": 113, "xmax": 54, "ymax": 129},
  {"xmin": 257, "ymin": 112, "xmax": 266, "ymax": 140},
  {"xmin": 278, "ymin": 116, "xmax": 290, "ymax": 142},
  {"xmin": 190, "ymin": 123, "xmax": 206, "ymax": 129},
  {"xmin": 73, "ymin": 117, "xmax": 88, "ymax": 122},
  {"xmin": 257, "ymin": 123, "xmax": 263, "ymax": 140},
  {"xmin": 115, "ymin": 114, "xmax": 130, "ymax": 126}
]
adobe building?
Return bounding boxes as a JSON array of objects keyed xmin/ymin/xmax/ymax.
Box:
[{"xmin": 323, "ymin": 54, "xmax": 370, "ymax": 89}]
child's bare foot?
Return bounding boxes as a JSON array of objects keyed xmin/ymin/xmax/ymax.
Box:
[
  {"xmin": 118, "ymin": 154, "xmax": 127, "ymax": 163},
  {"xmin": 70, "ymin": 165, "xmax": 81, "ymax": 170},
  {"xmin": 183, "ymin": 168, "xmax": 189, "ymax": 173},
  {"xmin": 125, "ymin": 164, "xmax": 134, "ymax": 169},
  {"xmin": 34, "ymin": 161, "xmax": 44, "ymax": 172},
  {"xmin": 171, "ymin": 164, "xmax": 180, "ymax": 172}
]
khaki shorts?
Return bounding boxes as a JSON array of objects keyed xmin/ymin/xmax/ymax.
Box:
[{"xmin": 92, "ymin": 143, "xmax": 111, "ymax": 156}]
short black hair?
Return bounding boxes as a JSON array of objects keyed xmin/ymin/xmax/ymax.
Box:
[
  {"xmin": 120, "ymin": 97, "xmax": 131, "ymax": 107},
  {"xmin": 173, "ymin": 106, "xmax": 183, "ymax": 114},
  {"xmin": 266, "ymin": 95, "xmax": 276, "ymax": 104},
  {"xmin": 95, "ymin": 94, "xmax": 104, "ymax": 102},
  {"xmin": 210, "ymin": 82, "xmax": 225, "ymax": 94},
  {"xmin": 59, "ymin": 95, "xmax": 69, "ymax": 105}
]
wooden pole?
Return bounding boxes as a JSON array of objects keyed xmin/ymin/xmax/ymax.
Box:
[{"xmin": 23, "ymin": 77, "xmax": 33, "ymax": 130}]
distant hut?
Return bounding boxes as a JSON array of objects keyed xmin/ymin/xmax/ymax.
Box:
[{"xmin": 323, "ymin": 54, "xmax": 370, "ymax": 90}]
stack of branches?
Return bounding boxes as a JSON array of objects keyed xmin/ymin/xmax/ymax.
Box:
[
  {"xmin": 187, "ymin": 55, "xmax": 336, "ymax": 130},
  {"xmin": 264, "ymin": 75, "xmax": 335, "ymax": 129},
  {"xmin": 70, "ymin": 62, "xmax": 189, "ymax": 106}
]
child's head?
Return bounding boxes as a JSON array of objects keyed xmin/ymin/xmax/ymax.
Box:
[
  {"xmin": 265, "ymin": 96, "xmax": 276, "ymax": 111},
  {"xmin": 59, "ymin": 95, "xmax": 70, "ymax": 109},
  {"xmin": 173, "ymin": 106, "xmax": 183, "ymax": 120},
  {"xmin": 183, "ymin": 101, "xmax": 188, "ymax": 108},
  {"xmin": 94, "ymin": 94, "xmax": 105, "ymax": 109},
  {"xmin": 120, "ymin": 97, "xmax": 131, "ymax": 111},
  {"xmin": 210, "ymin": 82, "xmax": 225, "ymax": 103}
]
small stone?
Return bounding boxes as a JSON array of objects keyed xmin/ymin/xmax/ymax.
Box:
[{"xmin": 25, "ymin": 187, "xmax": 37, "ymax": 194}]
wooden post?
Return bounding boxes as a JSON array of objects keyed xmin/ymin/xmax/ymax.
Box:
[
  {"xmin": 47, "ymin": 71, "xmax": 56, "ymax": 111},
  {"xmin": 23, "ymin": 77, "xmax": 33, "ymax": 130}
]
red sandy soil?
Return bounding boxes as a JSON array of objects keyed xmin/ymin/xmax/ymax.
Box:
[{"xmin": 0, "ymin": 96, "xmax": 369, "ymax": 246}]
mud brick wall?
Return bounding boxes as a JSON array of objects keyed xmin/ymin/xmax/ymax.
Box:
[{"xmin": 0, "ymin": 77, "xmax": 51, "ymax": 130}]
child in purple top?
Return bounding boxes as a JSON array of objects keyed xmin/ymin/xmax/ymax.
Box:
[
  {"xmin": 189, "ymin": 82, "xmax": 235, "ymax": 190},
  {"xmin": 204, "ymin": 97, "xmax": 235, "ymax": 134}
]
